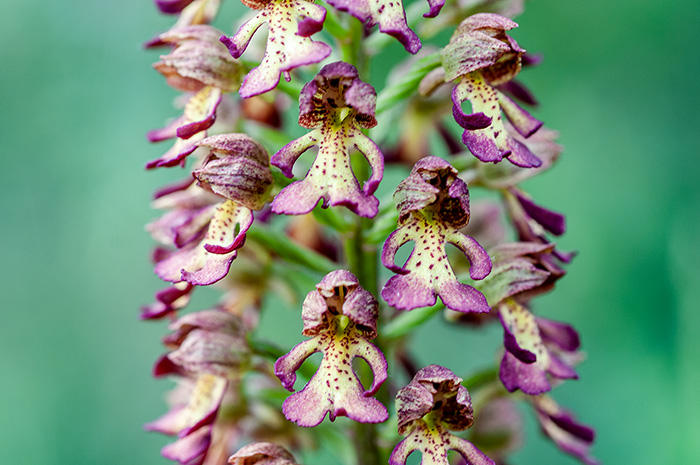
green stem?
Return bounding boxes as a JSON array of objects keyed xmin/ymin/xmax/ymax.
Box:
[
  {"xmin": 339, "ymin": 17, "xmax": 367, "ymax": 75},
  {"xmin": 381, "ymin": 302, "xmax": 445, "ymax": 341},
  {"xmin": 462, "ymin": 366, "xmax": 499, "ymax": 391},
  {"xmin": 375, "ymin": 52, "xmax": 442, "ymax": 114},
  {"xmin": 335, "ymin": 17, "xmax": 382, "ymax": 465},
  {"xmin": 246, "ymin": 225, "xmax": 337, "ymax": 274}
]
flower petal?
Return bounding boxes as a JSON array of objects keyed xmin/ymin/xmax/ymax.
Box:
[
  {"xmin": 155, "ymin": 200, "xmax": 253, "ymax": 285},
  {"xmin": 497, "ymin": 300, "xmax": 578, "ymax": 394},
  {"xmin": 275, "ymin": 338, "xmax": 323, "ymax": 391},
  {"xmin": 220, "ymin": 0, "xmax": 331, "ymax": 98},
  {"xmin": 532, "ymin": 396, "xmax": 599, "ymax": 465},
  {"xmin": 275, "ymin": 270, "xmax": 388, "ymax": 427},
  {"xmin": 177, "ymin": 86, "xmax": 222, "ymax": 139},
  {"xmin": 442, "ymin": 13, "xmax": 523, "ymax": 84},
  {"xmin": 271, "ymin": 63, "xmax": 384, "ymax": 217},
  {"xmin": 279, "ymin": 336, "xmax": 388, "ymax": 426},
  {"xmin": 146, "ymin": 133, "xmax": 203, "ymax": 170},
  {"xmin": 326, "ymin": 0, "xmax": 428, "ymax": 54},
  {"xmin": 497, "ymin": 90, "xmax": 542, "ymax": 137},
  {"xmin": 453, "ymin": 74, "xmax": 540, "ymax": 168}
]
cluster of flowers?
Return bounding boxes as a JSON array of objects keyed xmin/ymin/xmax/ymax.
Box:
[{"xmin": 141, "ymin": 1, "xmax": 598, "ymax": 465}]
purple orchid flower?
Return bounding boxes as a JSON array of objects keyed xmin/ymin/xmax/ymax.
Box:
[
  {"xmin": 442, "ymin": 14, "xmax": 543, "ymax": 167},
  {"xmin": 381, "ymin": 157, "xmax": 491, "ymax": 313},
  {"xmin": 390, "ymin": 365, "xmax": 494, "ymax": 465},
  {"xmin": 271, "ymin": 62, "xmax": 384, "ymax": 218},
  {"xmin": 326, "ymin": 0, "xmax": 445, "ymax": 54},
  {"xmin": 146, "ymin": 25, "xmax": 242, "ymax": 169},
  {"xmin": 498, "ymin": 299, "xmax": 580, "ymax": 395},
  {"xmin": 274, "ymin": 270, "xmax": 388, "ymax": 427},
  {"xmin": 147, "ymin": 309, "xmax": 249, "ymax": 465},
  {"xmin": 152, "ymin": 134, "xmax": 272, "ymax": 286},
  {"xmin": 220, "ymin": 0, "xmax": 331, "ymax": 98}
]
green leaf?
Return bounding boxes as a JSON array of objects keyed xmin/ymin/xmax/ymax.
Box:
[
  {"xmin": 381, "ymin": 302, "xmax": 445, "ymax": 341},
  {"xmin": 246, "ymin": 224, "xmax": 337, "ymax": 274},
  {"xmin": 375, "ymin": 53, "xmax": 442, "ymax": 115},
  {"xmin": 364, "ymin": 209, "xmax": 399, "ymax": 244}
]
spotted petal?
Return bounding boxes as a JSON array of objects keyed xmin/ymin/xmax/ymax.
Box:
[
  {"xmin": 326, "ymin": 0, "xmax": 444, "ymax": 54},
  {"xmin": 452, "ymin": 74, "xmax": 541, "ymax": 167},
  {"xmin": 271, "ymin": 63, "xmax": 384, "ymax": 218},
  {"xmin": 271, "ymin": 125, "xmax": 383, "ymax": 218},
  {"xmin": 390, "ymin": 421, "xmax": 494, "ymax": 465},
  {"xmin": 274, "ymin": 270, "xmax": 388, "ymax": 427},
  {"xmin": 275, "ymin": 331, "xmax": 388, "ymax": 427},
  {"xmin": 391, "ymin": 365, "xmax": 494, "ymax": 465},
  {"xmin": 220, "ymin": 0, "xmax": 331, "ymax": 98},
  {"xmin": 382, "ymin": 158, "xmax": 491, "ymax": 313},
  {"xmin": 497, "ymin": 300, "xmax": 578, "ymax": 395},
  {"xmin": 155, "ymin": 200, "xmax": 254, "ymax": 286}
]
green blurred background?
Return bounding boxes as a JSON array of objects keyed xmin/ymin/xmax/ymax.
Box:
[{"xmin": 1, "ymin": 0, "xmax": 698, "ymax": 463}]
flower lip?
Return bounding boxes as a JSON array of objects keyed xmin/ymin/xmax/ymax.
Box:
[
  {"xmin": 270, "ymin": 61, "xmax": 384, "ymax": 218},
  {"xmin": 275, "ymin": 270, "xmax": 388, "ymax": 427},
  {"xmin": 219, "ymin": 0, "xmax": 331, "ymax": 97}
]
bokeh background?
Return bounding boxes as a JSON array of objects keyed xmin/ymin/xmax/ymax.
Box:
[{"xmin": 1, "ymin": 0, "xmax": 698, "ymax": 463}]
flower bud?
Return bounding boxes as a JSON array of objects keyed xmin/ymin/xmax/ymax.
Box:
[
  {"xmin": 442, "ymin": 13, "xmax": 524, "ymax": 85},
  {"xmin": 193, "ymin": 134, "xmax": 273, "ymax": 210},
  {"xmin": 154, "ymin": 25, "xmax": 242, "ymax": 92},
  {"xmin": 229, "ymin": 442, "xmax": 300, "ymax": 465}
]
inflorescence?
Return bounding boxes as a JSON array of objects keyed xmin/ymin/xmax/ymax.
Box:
[{"xmin": 141, "ymin": 1, "xmax": 598, "ymax": 464}]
